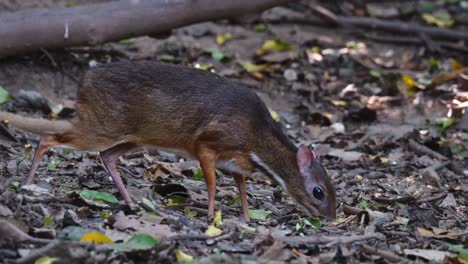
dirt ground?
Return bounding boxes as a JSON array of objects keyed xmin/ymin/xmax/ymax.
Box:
[{"xmin": 0, "ymin": 1, "xmax": 467, "ymax": 263}]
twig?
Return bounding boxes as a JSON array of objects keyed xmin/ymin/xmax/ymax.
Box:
[
  {"xmin": 372, "ymin": 194, "xmax": 417, "ymax": 204},
  {"xmin": 342, "ymin": 204, "xmax": 369, "ymax": 225},
  {"xmin": 433, "ymin": 160, "xmax": 452, "ymax": 171},
  {"xmin": 166, "ymin": 205, "xmax": 209, "ymax": 216},
  {"xmin": 12, "ymin": 240, "xmax": 62, "ymax": 264},
  {"xmin": 206, "ymin": 229, "xmax": 235, "ymax": 245},
  {"xmin": 306, "ymin": 4, "xmax": 338, "ymax": 26},
  {"xmin": 0, "ymin": 122, "xmax": 18, "ymax": 142},
  {"xmin": 167, "ymin": 233, "xmax": 210, "ymax": 241},
  {"xmin": 408, "ymin": 139, "xmax": 448, "ymax": 161},
  {"xmin": 22, "ymin": 195, "xmax": 74, "ymax": 204},
  {"xmin": 265, "ymin": 6, "xmax": 468, "ymax": 44},
  {"xmin": 360, "ymin": 244, "xmax": 408, "ymax": 263},
  {"xmin": 39, "ymin": 48, "xmax": 58, "ymax": 68},
  {"xmin": 274, "ymin": 233, "xmax": 386, "ymax": 245},
  {"xmin": 349, "ymin": 54, "xmax": 419, "ymax": 75},
  {"xmin": 417, "ymin": 192, "xmax": 446, "ymax": 204}
]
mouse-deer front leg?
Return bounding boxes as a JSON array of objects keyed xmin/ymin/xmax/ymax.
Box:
[{"xmin": 197, "ymin": 146, "xmax": 217, "ymax": 220}]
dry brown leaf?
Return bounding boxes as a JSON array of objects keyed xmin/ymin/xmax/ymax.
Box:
[
  {"xmin": 144, "ymin": 162, "xmax": 183, "ymax": 181},
  {"xmin": 416, "ymin": 227, "xmax": 464, "ymax": 239},
  {"xmin": 112, "ymin": 212, "xmax": 173, "ymax": 241}
]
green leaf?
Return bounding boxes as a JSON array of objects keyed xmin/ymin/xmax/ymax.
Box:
[
  {"xmin": 213, "ymin": 210, "xmax": 223, "ymax": 227},
  {"xmin": 434, "ymin": 117, "xmax": 456, "ymax": 131},
  {"xmin": 65, "ymin": 2, "xmax": 76, "ymax": 8},
  {"xmin": 100, "ymin": 210, "xmax": 112, "ymax": 219},
  {"xmin": 269, "ymin": 109, "xmax": 280, "ymax": 122},
  {"xmin": 216, "ymin": 33, "xmax": 232, "ymax": 45},
  {"xmin": 302, "ymin": 217, "xmax": 322, "ymax": 229},
  {"xmin": 253, "ymin": 23, "xmax": 267, "ymax": 32},
  {"xmin": 123, "ymin": 233, "xmax": 159, "ymax": 250},
  {"xmin": 47, "ymin": 156, "xmax": 61, "ymax": 169},
  {"xmin": 184, "ymin": 207, "xmax": 197, "ymax": 218},
  {"xmin": 257, "ymin": 39, "xmax": 292, "ymax": 54},
  {"xmin": 166, "ymin": 195, "xmax": 187, "ymax": 206},
  {"xmin": 176, "ymin": 250, "xmax": 195, "ymax": 263},
  {"xmin": 448, "ymin": 244, "xmax": 468, "ymax": 262},
  {"xmin": 428, "ymin": 58, "xmax": 439, "ymax": 72},
  {"xmin": 193, "ymin": 169, "xmax": 204, "ymax": 181},
  {"xmin": 0, "ymin": 86, "xmax": 12, "ymax": 105},
  {"xmin": 59, "ymin": 226, "xmax": 88, "ymax": 241},
  {"xmin": 111, "ymin": 234, "xmax": 160, "ymax": 252},
  {"xmin": 461, "ymin": 133, "xmax": 468, "ymax": 141},
  {"xmin": 43, "ymin": 216, "xmax": 53, "ymax": 228},
  {"xmin": 158, "ymin": 54, "xmax": 176, "ymax": 62},
  {"xmin": 449, "ymin": 244, "xmax": 468, "ymax": 254},
  {"xmin": 204, "ymin": 225, "xmax": 223, "ymax": 237},
  {"xmin": 346, "ymin": 41, "xmax": 358, "ymax": 49},
  {"xmin": 194, "ymin": 63, "xmax": 212, "ymax": 71},
  {"xmin": 35, "ymin": 256, "xmax": 59, "ymax": 264},
  {"xmin": 421, "ymin": 11, "xmax": 454, "ymax": 27},
  {"xmin": 369, "ymin": 69, "xmax": 382, "ymax": 78},
  {"xmin": 241, "ymin": 61, "xmax": 271, "ymax": 73},
  {"xmin": 204, "ymin": 49, "xmax": 231, "ymax": 62},
  {"xmin": 359, "ymin": 199, "xmax": 369, "ymax": 209},
  {"xmin": 227, "ymin": 195, "xmax": 241, "ymax": 206},
  {"xmin": 119, "ymin": 38, "xmax": 136, "ymax": 45},
  {"xmin": 295, "ymin": 222, "xmax": 302, "ymax": 231},
  {"xmin": 142, "ymin": 197, "xmax": 156, "ymax": 211},
  {"xmin": 239, "ymin": 224, "xmax": 256, "ymax": 232},
  {"xmin": 248, "ymin": 209, "xmax": 271, "ymax": 220},
  {"xmin": 79, "ymin": 190, "xmax": 118, "ymax": 204},
  {"xmin": 10, "ymin": 181, "xmax": 20, "ymax": 190}
]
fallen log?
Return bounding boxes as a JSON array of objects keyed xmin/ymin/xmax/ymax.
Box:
[{"xmin": 0, "ymin": 0, "xmax": 291, "ymax": 58}]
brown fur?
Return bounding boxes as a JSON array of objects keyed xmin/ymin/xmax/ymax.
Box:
[{"xmin": 1, "ymin": 60, "xmax": 336, "ymax": 220}]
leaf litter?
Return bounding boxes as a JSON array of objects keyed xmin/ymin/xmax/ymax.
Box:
[{"xmin": 0, "ymin": 1, "xmax": 467, "ymax": 263}]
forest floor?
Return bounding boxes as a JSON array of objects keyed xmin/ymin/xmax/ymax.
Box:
[{"xmin": 0, "ymin": 1, "xmax": 467, "ymax": 263}]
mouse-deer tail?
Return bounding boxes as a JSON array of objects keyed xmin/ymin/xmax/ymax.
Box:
[{"xmin": 0, "ymin": 111, "xmax": 72, "ymax": 134}]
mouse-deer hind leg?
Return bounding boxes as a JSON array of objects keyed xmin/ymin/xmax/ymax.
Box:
[
  {"xmin": 232, "ymin": 173, "xmax": 250, "ymax": 222},
  {"xmin": 23, "ymin": 134, "xmax": 60, "ymax": 185},
  {"xmin": 100, "ymin": 142, "xmax": 137, "ymax": 205}
]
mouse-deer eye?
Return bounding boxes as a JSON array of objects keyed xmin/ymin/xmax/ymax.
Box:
[{"xmin": 313, "ymin": 186, "xmax": 325, "ymax": 200}]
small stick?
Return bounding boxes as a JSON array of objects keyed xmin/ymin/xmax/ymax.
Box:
[
  {"xmin": 274, "ymin": 233, "xmax": 386, "ymax": 245},
  {"xmin": 0, "ymin": 122, "xmax": 18, "ymax": 142},
  {"xmin": 360, "ymin": 244, "xmax": 407, "ymax": 263},
  {"xmin": 342, "ymin": 204, "xmax": 369, "ymax": 225},
  {"xmin": 417, "ymin": 192, "xmax": 446, "ymax": 204},
  {"xmin": 167, "ymin": 233, "xmax": 210, "ymax": 241},
  {"xmin": 408, "ymin": 139, "xmax": 448, "ymax": 160},
  {"xmin": 372, "ymin": 194, "xmax": 416, "ymax": 204}
]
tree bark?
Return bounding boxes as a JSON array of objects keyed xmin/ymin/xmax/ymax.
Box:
[{"xmin": 0, "ymin": 0, "xmax": 291, "ymax": 58}]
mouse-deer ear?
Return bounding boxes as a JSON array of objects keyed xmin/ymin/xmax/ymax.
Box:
[{"xmin": 297, "ymin": 144, "xmax": 318, "ymax": 172}]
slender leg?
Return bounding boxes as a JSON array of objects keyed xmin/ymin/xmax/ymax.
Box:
[
  {"xmin": 232, "ymin": 173, "xmax": 250, "ymax": 222},
  {"xmin": 197, "ymin": 147, "xmax": 217, "ymax": 220},
  {"xmin": 100, "ymin": 143, "xmax": 136, "ymax": 205},
  {"xmin": 23, "ymin": 134, "xmax": 58, "ymax": 185}
]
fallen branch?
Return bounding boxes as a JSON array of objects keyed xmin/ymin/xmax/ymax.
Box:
[
  {"xmin": 273, "ymin": 233, "xmax": 386, "ymax": 245},
  {"xmin": 360, "ymin": 244, "xmax": 408, "ymax": 263},
  {"xmin": 0, "ymin": 0, "xmax": 291, "ymax": 58},
  {"xmin": 417, "ymin": 192, "xmax": 446, "ymax": 204},
  {"xmin": 338, "ymin": 16, "xmax": 468, "ymax": 42},
  {"xmin": 408, "ymin": 139, "xmax": 449, "ymax": 161},
  {"xmin": 264, "ymin": 6, "xmax": 468, "ymax": 43}
]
